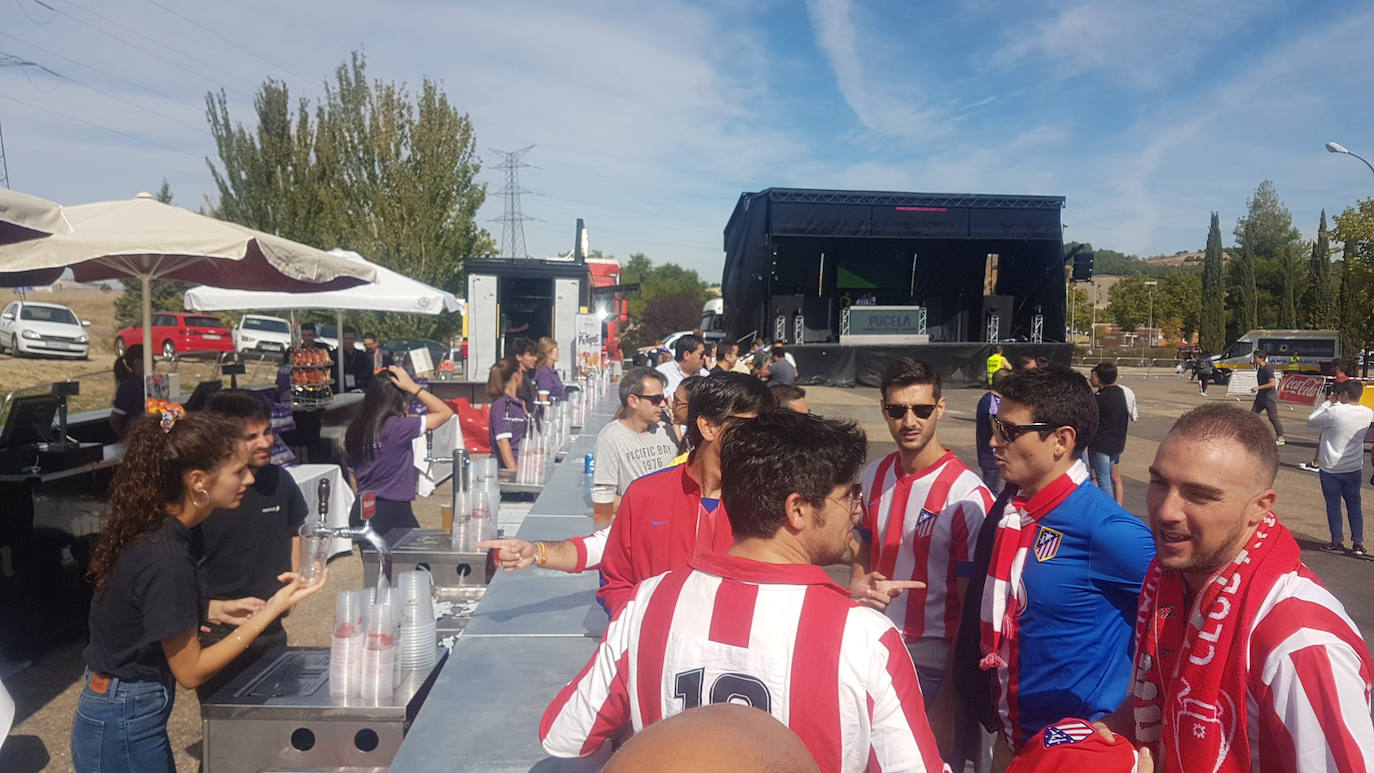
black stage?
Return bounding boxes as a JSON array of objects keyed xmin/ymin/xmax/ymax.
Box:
[
  {"xmin": 790, "ymin": 342, "xmax": 1073, "ymax": 388},
  {"xmin": 722, "ymin": 188, "xmax": 1068, "ymax": 346}
]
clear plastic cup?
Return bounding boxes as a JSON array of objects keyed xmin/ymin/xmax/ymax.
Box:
[
  {"xmin": 297, "ymin": 521, "xmax": 327, "ymax": 584},
  {"xmin": 591, "ymin": 486, "xmax": 617, "ymax": 525}
]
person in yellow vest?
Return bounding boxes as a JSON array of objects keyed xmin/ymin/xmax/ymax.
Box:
[
  {"xmin": 1288, "ymin": 351, "xmax": 1302, "ymax": 373},
  {"xmin": 986, "ymin": 345, "xmax": 1008, "ymax": 385}
]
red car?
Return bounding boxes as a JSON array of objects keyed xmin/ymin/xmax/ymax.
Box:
[{"xmin": 114, "ymin": 312, "xmax": 234, "ymax": 360}]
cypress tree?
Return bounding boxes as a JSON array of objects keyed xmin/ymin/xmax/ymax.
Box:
[{"xmin": 1200, "ymin": 212, "xmax": 1226, "ymax": 351}]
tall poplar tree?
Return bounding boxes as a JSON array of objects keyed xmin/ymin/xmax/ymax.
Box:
[{"xmin": 1200, "ymin": 212, "xmax": 1225, "ymax": 351}]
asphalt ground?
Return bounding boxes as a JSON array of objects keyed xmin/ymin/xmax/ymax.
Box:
[{"xmin": 3, "ymin": 368, "xmax": 1371, "ymax": 771}]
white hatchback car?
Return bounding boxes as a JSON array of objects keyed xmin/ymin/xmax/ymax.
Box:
[{"xmin": 0, "ymin": 300, "xmax": 91, "ymax": 359}]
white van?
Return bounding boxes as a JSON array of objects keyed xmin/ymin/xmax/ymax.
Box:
[{"xmin": 1210, "ymin": 329, "xmax": 1340, "ymax": 382}]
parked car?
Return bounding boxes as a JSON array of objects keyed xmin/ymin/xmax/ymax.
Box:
[
  {"xmin": 0, "ymin": 300, "xmax": 90, "ymax": 359},
  {"xmin": 114, "ymin": 312, "xmax": 234, "ymax": 360},
  {"xmin": 233, "ymin": 313, "xmax": 293, "ymax": 354},
  {"xmin": 382, "ymin": 338, "xmax": 452, "ymax": 370}
]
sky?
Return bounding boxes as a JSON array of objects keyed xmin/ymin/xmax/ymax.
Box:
[{"xmin": 2, "ymin": 0, "xmax": 1373, "ymax": 283}]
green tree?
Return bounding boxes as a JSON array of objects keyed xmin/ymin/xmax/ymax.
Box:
[
  {"xmin": 1230, "ymin": 238, "xmax": 1259, "ymax": 333},
  {"xmin": 1200, "ymin": 212, "xmax": 1226, "ymax": 351},
  {"xmin": 1276, "ymin": 240, "xmax": 1307, "ymax": 328},
  {"xmin": 1066, "ymin": 284, "xmax": 1094, "ymax": 336},
  {"xmin": 204, "ymin": 52, "xmax": 494, "ymax": 343},
  {"xmin": 114, "ymin": 181, "xmax": 191, "ymax": 329},
  {"xmin": 618, "ymin": 252, "xmax": 710, "ymax": 352},
  {"xmin": 1333, "ymin": 199, "xmax": 1374, "ymax": 361},
  {"xmin": 1107, "ymin": 272, "xmax": 1201, "ymax": 341},
  {"xmin": 1229, "ymin": 180, "xmax": 1302, "ymax": 334},
  {"xmin": 1301, "ymin": 210, "xmax": 1337, "ymax": 328}
]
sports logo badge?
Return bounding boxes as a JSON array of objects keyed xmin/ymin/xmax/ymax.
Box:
[
  {"xmin": 1042, "ymin": 719, "xmax": 1095, "ymax": 747},
  {"xmin": 1034, "ymin": 526, "xmax": 1063, "ymax": 562},
  {"xmin": 914, "ymin": 508, "xmax": 937, "ymax": 538}
]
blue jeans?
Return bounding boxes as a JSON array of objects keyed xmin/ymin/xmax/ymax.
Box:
[
  {"xmin": 1088, "ymin": 450, "xmax": 1119, "ymax": 494},
  {"xmin": 70, "ymin": 672, "xmax": 176, "ymax": 773},
  {"xmin": 1319, "ymin": 469, "xmax": 1364, "ymax": 544}
]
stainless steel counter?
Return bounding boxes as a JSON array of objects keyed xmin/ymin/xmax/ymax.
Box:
[
  {"xmin": 201, "ymin": 646, "xmax": 447, "ymax": 773},
  {"xmin": 389, "ymin": 397, "xmax": 620, "ymax": 772}
]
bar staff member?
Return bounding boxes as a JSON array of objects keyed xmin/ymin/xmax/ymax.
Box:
[
  {"xmin": 72, "ymin": 412, "xmax": 324, "ymax": 772},
  {"xmin": 487, "ymin": 358, "xmax": 528, "ymax": 473},
  {"xmin": 345, "ymin": 365, "xmax": 454, "ymax": 534}
]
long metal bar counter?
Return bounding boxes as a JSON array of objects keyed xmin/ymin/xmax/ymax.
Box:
[{"xmin": 389, "ymin": 396, "xmax": 620, "ymax": 772}]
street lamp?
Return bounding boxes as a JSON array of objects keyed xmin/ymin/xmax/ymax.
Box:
[
  {"xmin": 1144, "ymin": 280, "xmax": 1158, "ymax": 364},
  {"xmin": 1326, "ymin": 141, "xmax": 1374, "ymax": 175}
]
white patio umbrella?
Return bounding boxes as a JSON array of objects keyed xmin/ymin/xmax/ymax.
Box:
[
  {"xmin": 184, "ymin": 249, "xmax": 464, "ymax": 389},
  {"xmin": 0, "ymin": 192, "xmax": 375, "ymax": 382},
  {"xmin": 0, "ymin": 188, "xmax": 73, "ymax": 244}
]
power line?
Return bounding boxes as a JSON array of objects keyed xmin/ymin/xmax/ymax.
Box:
[
  {"xmin": 0, "ymin": 49, "xmax": 204, "ymax": 133},
  {"xmin": 0, "ymin": 92, "xmax": 202, "ymax": 159},
  {"xmin": 30, "ymin": 0, "xmax": 254, "ymax": 99},
  {"xmin": 142, "ymin": 0, "xmax": 315, "ymax": 88},
  {"xmin": 1, "ymin": 32, "xmax": 204, "ymax": 123},
  {"xmin": 14, "ymin": 0, "xmax": 54, "ymax": 24}
]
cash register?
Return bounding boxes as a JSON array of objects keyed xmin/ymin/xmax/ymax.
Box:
[{"xmin": 0, "ymin": 386, "xmax": 102, "ymax": 476}]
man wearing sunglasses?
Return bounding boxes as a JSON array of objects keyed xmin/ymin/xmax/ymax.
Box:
[
  {"xmin": 592, "ymin": 368, "xmax": 681, "ymax": 514},
  {"xmin": 542, "ymin": 410, "xmax": 948, "ymax": 773},
  {"xmin": 964, "ymin": 366, "xmax": 1153, "ymax": 762},
  {"xmin": 849, "ymin": 358, "xmax": 995, "ymax": 759},
  {"xmin": 597, "ymin": 372, "xmax": 775, "ymax": 616}
]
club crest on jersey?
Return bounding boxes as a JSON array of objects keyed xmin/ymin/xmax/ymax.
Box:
[
  {"xmin": 1034, "ymin": 526, "xmax": 1063, "ymax": 562},
  {"xmin": 1042, "ymin": 719, "xmax": 1095, "ymax": 748},
  {"xmin": 914, "ymin": 508, "xmax": 938, "ymax": 538}
]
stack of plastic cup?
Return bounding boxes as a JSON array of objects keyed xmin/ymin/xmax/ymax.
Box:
[
  {"xmin": 360, "ymin": 599, "xmax": 395, "ymax": 702},
  {"xmin": 471, "ymin": 486, "xmax": 492, "ymax": 547},
  {"xmin": 329, "ymin": 590, "xmax": 365, "ymax": 699},
  {"xmin": 398, "ymin": 570, "xmax": 437, "ymax": 674}
]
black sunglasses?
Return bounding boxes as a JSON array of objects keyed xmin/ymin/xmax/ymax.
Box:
[
  {"xmin": 633, "ymin": 393, "xmax": 667, "ymax": 406},
  {"xmin": 883, "ymin": 403, "xmax": 937, "ymax": 420},
  {"xmin": 989, "ymin": 414, "xmax": 1056, "ymax": 442}
]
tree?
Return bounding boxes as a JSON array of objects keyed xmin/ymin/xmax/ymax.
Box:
[
  {"xmin": 1230, "ymin": 237, "xmax": 1259, "ymax": 333},
  {"xmin": 114, "ymin": 181, "xmax": 190, "ymax": 329},
  {"xmin": 1200, "ymin": 212, "xmax": 1226, "ymax": 351},
  {"xmin": 1066, "ymin": 284, "xmax": 1094, "ymax": 337},
  {"xmin": 1301, "ymin": 210, "xmax": 1337, "ymax": 329},
  {"xmin": 204, "ymin": 52, "xmax": 495, "ymax": 342},
  {"xmin": 1276, "ymin": 240, "xmax": 1307, "ymax": 328},
  {"xmin": 1106, "ymin": 272, "xmax": 1201, "ymax": 342},
  {"xmin": 1229, "ymin": 180, "xmax": 1302, "ymax": 334},
  {"xmin": 617, "ymin": 252, "xmax": 710, "ymax": 352},
  {"xmin": 1333, "ymin": 199, "xmax": 1374, "ymax": 362}
]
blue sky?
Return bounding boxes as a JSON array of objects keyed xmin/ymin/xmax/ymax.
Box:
[{"xmin": 2, "ymin": 0, "xmax": 1372, "ymax": 282}]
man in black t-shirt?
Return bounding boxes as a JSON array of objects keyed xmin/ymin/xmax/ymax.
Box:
[
  {"xmin": 192, "ymin": 390, "xmax": 308, "ymax": 699},
  {"xmin": 1088, "ymin": 362, "xmax": 1130, "ymax": 505},
  {"xmin": 1249, "ymin": 350, "xmax": 1286, "ymax": 445}
]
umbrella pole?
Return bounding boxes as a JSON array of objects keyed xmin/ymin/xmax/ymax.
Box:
[
  {"xmin": 142, "ymin": 274, "xmax": 154, "ymax": 407},
  {"xmin": 336, "ymin": 308, "xmax": 345, "ymax": 393}
]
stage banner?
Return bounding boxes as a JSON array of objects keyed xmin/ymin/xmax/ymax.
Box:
[
  {"xmin": 1225, "ymin": 369, "xmax": 1258, "ymax": 398},
  {"xmin": 1277, "ymin": 374, "xmax": 1324, "ymax": 406},
  {"xmin": 575, "ymin": 313, "xmax": 602, "ymax": 374}
]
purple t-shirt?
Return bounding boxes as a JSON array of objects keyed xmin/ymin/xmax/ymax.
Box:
[
  {"xmin": 352, "ymin": 415, "xmax": 424, "ymax": 501},
  {"xmin": 533, "ymin": 366, "xmax": 565, "ymax": 400},
  {"xmin": 489, "ymin": 395, "xmax": 528, "ymax": 469},
  {"xmin": 111, "ymin": 378, "xmax": 143, "ymax": 417}
]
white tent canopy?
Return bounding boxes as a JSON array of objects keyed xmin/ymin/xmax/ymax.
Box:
[{"xmin": 183, "ymin": 250, "xmax": 464, "ymax": 315}]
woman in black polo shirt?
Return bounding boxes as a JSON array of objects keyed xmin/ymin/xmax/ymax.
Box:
[{"xmin": 71, "ymin": 412, "xmax": 324, "ymax": 772}]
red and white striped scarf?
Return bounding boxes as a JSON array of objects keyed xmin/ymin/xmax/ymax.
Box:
[
  {"xmin": 1131, "ymin": 511, "xmax": 1298, "ymax": 773},
  {"xmin": 979, "ymin": 460, "xmax": 1089, "ymax": 671}
]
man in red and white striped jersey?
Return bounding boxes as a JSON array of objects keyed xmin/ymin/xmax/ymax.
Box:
[
  {"xmin": 541, "ymin": 410, "xmax": 950, "ymax": 773},
  {"xmin": 1099, "ymin": 404, "xmax": 1374, "ymax": 772},
  {"xmin": 850, "ymin": 358, "xmax": 993, "ymax": 754}
]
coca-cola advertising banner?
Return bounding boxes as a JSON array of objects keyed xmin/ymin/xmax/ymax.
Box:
[{"xmin": 1277, "ymin": 374, "xmax": 1325, "ymax": 406}]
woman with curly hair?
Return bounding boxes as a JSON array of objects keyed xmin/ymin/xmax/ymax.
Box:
[{"xmin": 71, "ymin": 412, "xmax": 325, "ymax": 772}]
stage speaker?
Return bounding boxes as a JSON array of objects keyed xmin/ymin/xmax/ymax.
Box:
[
  {"xmin": 981, "ymin": 295, "xmax": 1013, "ymax": 341},
  {"xmin": 801, "ymin": 295, "xmax": 834, "ymax": 342},
  {"xmin": 924, "ymin": 297, "xmax": 972, "ymax": 342}
]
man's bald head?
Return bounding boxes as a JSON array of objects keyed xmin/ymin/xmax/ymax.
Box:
[{"xmin": 602, "ymin": 704, "xmax": 820, "ymax": 773}]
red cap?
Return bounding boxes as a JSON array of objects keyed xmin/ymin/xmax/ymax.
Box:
[{"xmin": 1006, "ymin": 718, "xmax": 1138, "ymax": 773}]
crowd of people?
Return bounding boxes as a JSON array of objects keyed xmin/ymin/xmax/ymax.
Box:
[
  {"xmin": 501, "ymin": 356, "xmax": 1372, "ymax": 772},
  {"xmin": 70, "ymin": 336, "xmax": 1374, "ymax": 772}
]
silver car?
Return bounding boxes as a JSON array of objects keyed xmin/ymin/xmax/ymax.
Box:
[{"xmin": 0, "ymin": 300, "xmax": 91, "ymax": 359}]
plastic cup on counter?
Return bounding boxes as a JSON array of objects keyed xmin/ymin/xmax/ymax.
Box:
[
  {"xmin": 329, "ymin": 590, "xmax": 366, "ymax": 699},
  {"xmin": 360, "ymin": 600, "xmax": 395, "ymax": 702}
]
